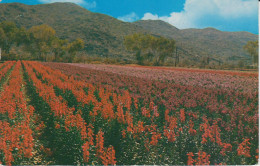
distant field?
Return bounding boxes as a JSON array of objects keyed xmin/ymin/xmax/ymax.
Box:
[
  {"xmin": 1, "ymin": 61, "xmax": 258, "ymax": 165},
  {"xmin": 53, "ymin": 62, "xmax": 258, "ymax": 94}
]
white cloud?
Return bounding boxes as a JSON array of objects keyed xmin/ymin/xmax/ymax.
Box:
[
  {"xmin": 39, "ymin": 0, "xmax": 85, "ymax": 4},
  {"xmin": 142, "ymin": 13, "xmax": 159, "ymax": 20},
  {"xmin": 39, "ymin": 0, "xmax": 96, "ymax": 9},
  {"xmin": 118, "ymin": 12, "xmax": 139, "ymax": 22},
  {"xmin": 142, "ymin": 0, "xmax": 258, "ymax": 30},
  {"xmin": 84, "ymin": 1, "xmax": 96, "ymax": 9}
]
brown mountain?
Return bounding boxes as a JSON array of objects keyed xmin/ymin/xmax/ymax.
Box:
[
  {"xmin": 134, "ymin": 20, "xmax": 258, "ymax": 63},
  {"xmin": 0, "ymin": 2, "xmax": 258, "ymax": 63},
  {"xmin": 0, "ymin": 2, "xmax": 146, "ymax": 58}
]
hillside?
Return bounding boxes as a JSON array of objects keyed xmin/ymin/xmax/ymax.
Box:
[
  {"xmin": 134, "ymin": 20, "xmax": 258, "ymax": 63},
  {"xmin": 0, "ymin": 2, "xmax": 147, "ymax": 58},
  {"xmin": 0, "ymin": 2, "xmax": 258, "ymax": 64}
]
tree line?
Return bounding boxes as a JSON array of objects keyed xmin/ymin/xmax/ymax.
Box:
[
  {"xmin": 243, "ymin": 40, "xmax": 258, "ymax": 66},
  {"xmin": 0, "ymin": 21, "xmax": 84, "ymax": 62},
  {"xmin": 0, "ymin": 21, "xmax": 258, "ymax": 68},
  {"xmin": 124, "ymin": 33, "xmax": 258, "ymax": 68},
  {"xmin": 124, "ymin": 33, "xmax": 176, "ymax": 66}
]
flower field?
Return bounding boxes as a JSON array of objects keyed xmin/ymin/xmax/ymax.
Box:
[{"xmin": 0, "ymin": 61, "xmax": 258, "ymax": 165}]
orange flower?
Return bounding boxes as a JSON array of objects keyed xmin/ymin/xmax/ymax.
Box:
[
  {"xmin": 187, "ymin": 152, "xmax": 194, "ymax": 165},
  {"xmin": 137, "ymin": 121, "xmax": 145, "ymax": 133},
  {"xmin": 122, "ymin": 129, "xmax": 126, "ymax": 138},
  {"xmin": 55, "ymin": 123, "xmax": 61, "ymax": 129},
  {"xmin": 82, "ymin": 142, "xmax": 90, "ymax": 163},
  {"xmin": 165, "ymin": 109, "xmax": 170, "ymax": 122},
  {"xmin": 104, "ymin": 146, "xmax": 116, "ymax": 165},
  {"xmin": 141, "ymin": 107, "xmax": 151, "ymax": 118},
  {"xmin": 96, "ymin": 130, "xmax": 105, "ymax": 157},
  {"xmin": 150, "ymin": 132, "xmax": 161, "ymax": 146},
  {"xmin": 195, "ymin": 151, "xmax": 210, "ymax": 165},
  {"xmin": 180, "ymin": 109, "xmax": 185, "ymax": 123},
  {"xmin": 237, "ymin": 139, "xmax": 251, "ymax": 157},
  {"xmin": 220, "ymin": 143, "xmax": 232, "ymax": 156},
  {"xmin": 189, "ymin": 120, "xmax": 197, "ymax": 136}
]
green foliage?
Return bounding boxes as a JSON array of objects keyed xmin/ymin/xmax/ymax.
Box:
[
  {"xmin": 124, "ymin": 34, "xmax": 145, "ymax": 65},
  {"xmin": 0, "ymin": 21, "xmax": 85, "ymax": 62},
  {"xmin": 66, "ymin": 38, "xmax": 85, "ymax": 62},
  {"xmin": 0, "ymin": 22, "xmax": 20, "ymax": 53},
  {"xmin": 28, "ymin": 24, "xmax": 56, "ymax": 60},
  {"xmin": 29, "ymin": 24, "xmax": 56, "ymax": 42},
  {"xmin": 124, "ymin": 33, "xmax": 175, "ymax": 65},
  {"xmin": 52, "ymin": 38, "xmax": 68, "ymax": 62},
  {"xmin": 67, "ymin": 38, "xmax": 85, "ymax": 53},
  {"xmin": 243, "ymin": 41, "xmax": 258, "ymax": 65}
]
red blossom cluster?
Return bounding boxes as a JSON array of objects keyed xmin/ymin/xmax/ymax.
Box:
[
  {"xmin": 237, "ymin": 139, "xmax": 251, "ymax": 157},
  {"xmin": 187, "ymin": 151, "xmax": 210, "ymax": 165},
  {"xmin": 95, "ymin": 130, "xmax": 116, "ymax": 165}
]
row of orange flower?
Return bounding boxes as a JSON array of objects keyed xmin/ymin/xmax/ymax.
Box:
[{"xmin": 0, "ymin": 61, "xmax": 34, "ymax": 165}]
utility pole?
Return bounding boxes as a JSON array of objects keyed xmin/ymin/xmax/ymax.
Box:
[
  {"xmin": 177, "ymin": 51, "xmax": 179, "ymax": 64},
  {"xmin": 0, "ymin": 48, "xmax": 1, "ymax": 61},
  {"xmin": 175, "ymin": 46, "xmax": 178, "ymax": 67},
  {"xmin": 175, "ymin": 46, "xmax": 180, "ymax": 67}
]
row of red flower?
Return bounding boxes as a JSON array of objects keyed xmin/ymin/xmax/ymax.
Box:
[{"xmin": 0, "ymin": 61, "xmax": 34, "ymax": 165}]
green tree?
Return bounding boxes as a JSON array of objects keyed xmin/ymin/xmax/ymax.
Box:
[
  {"xmin": 52, "ymin": 38, "xmax": 68, "ymax": 62},
  {"xmin": 243, "ymin": 41, "xmax": 258, "ymax": 66},
  {"xmin": 0, "ymin": 22, "xmax": 31, "ymax": 60},
  {"xmin": 124, "ymin": 33, "xmax": 144, "ymax": 65},
  {"xmin": 0, "ymin": 22, "xmax": 85, "ymax": 62},
  {"xmin": 124, "ymin": 34, "xmax": 175, "ymax": 66},
  {"xmin": 16, "ymin": 27, "xmax": 30, "ymax": 46},
  {"xmin": 66, "ymin": 38, "xmax": 85, "ymax": 63},
  {"xmin": 237, "ymin": 60, "xmax": 245, "ymax": 69},
  {"xmin": 28, "ymin": 24, "xmax": 56, "ymax": 61},
  {"xmin": 0, "ymin": 22, "xmax": 19, "ymax": 54},
  {"xmin": 147, "ymin": 36, "xmax": 175, "ymax": 66},
  {"xmin": 0, "ymin": 27, "xmax": 6, "ymax": 59}
]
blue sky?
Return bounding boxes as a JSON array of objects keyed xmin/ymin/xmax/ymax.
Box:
[{"xmin": 0, "ymin": 0, "xmax": 258, "ymax": 34}]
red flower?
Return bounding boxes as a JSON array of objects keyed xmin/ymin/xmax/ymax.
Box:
[
  {"xmin": 196, "ymin": 151, "xmax": 210, "ymax": 165},
  {"xmin": 82, "ymin": 142, "xmax": 90, "ymax": 163},
  {"xmin": 180, "ymin": 109, "xmax": 185, "ymax": 123},
  {"xmin": 237, "ymin": 139, "xmax": 251, "ymax": 157},
  {"xmin": 187, "ymin": 152, "xmax": 194, "ymax": 165}
]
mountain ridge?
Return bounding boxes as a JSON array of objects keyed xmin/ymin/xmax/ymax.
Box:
[
  {"xmin": 0, "ymin": 2, "xmax": 147, "ymax": 58},
  {"xmin": 134, "ymin": 20, "xmax": 257, "ymax": 62},
  {"xmin": 0, "ymin": 2, "xmax": 258, "ymax": 63}
]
